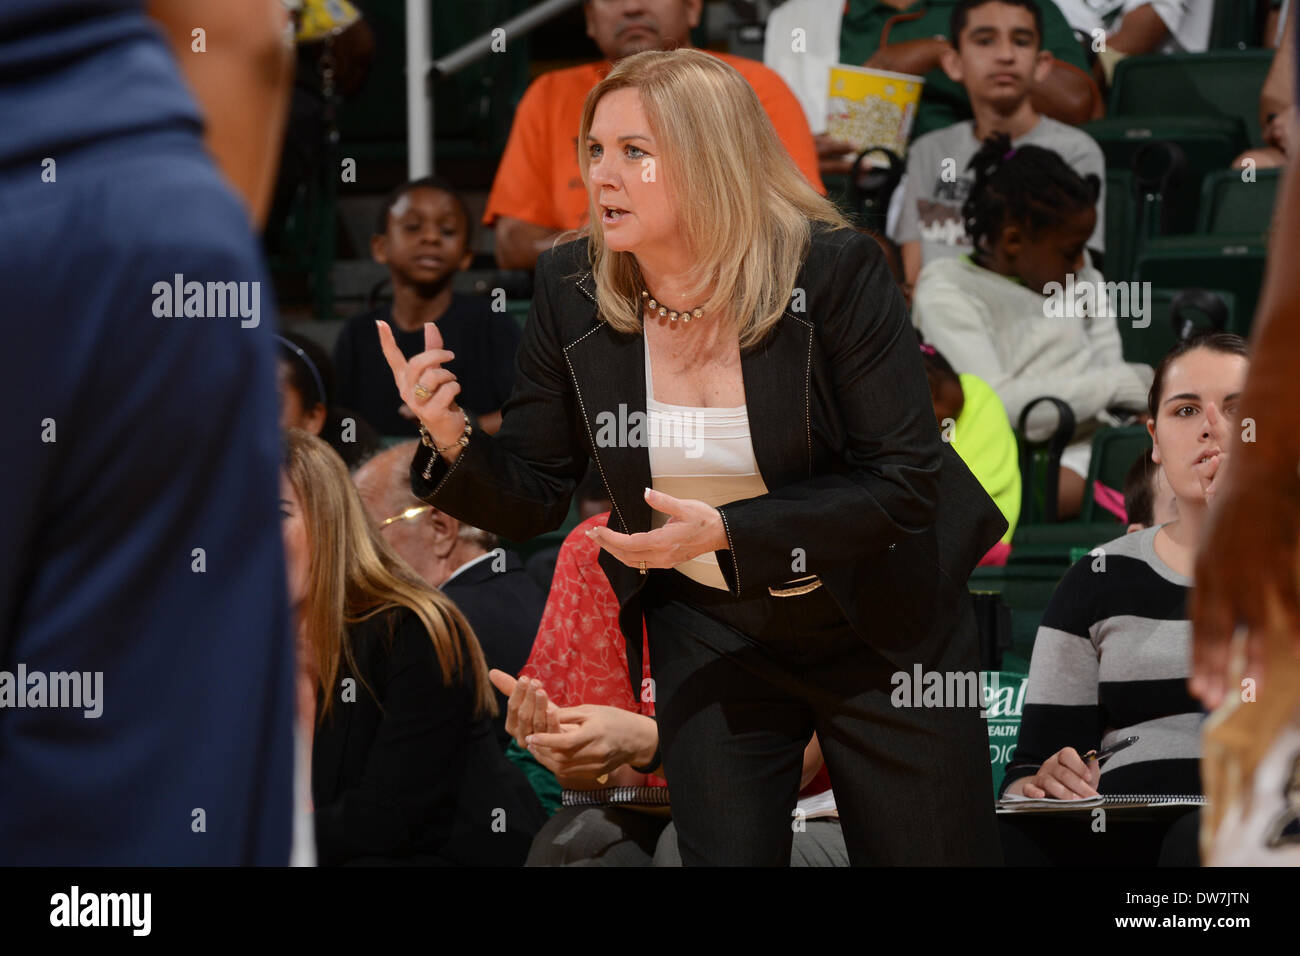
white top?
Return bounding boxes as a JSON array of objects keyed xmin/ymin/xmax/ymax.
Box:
[
  {"xmin": 643, "ymin": 333, "xmax": 769, "ymax": 590},
  {"xmin": 762, "ymin": 0, "xmax": 845, "ymax": 133},
  {"xmin": 910, "ymin": 256, "xmax": 1153, "ymax": 441},
  {"xmin": 1051, "ymin": 0, "xmax": 1213, "ymax": 54}
]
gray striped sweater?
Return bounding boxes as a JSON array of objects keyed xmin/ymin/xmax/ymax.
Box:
[{"xmin": 1001, "ymin": 526, "xmax": 1203, "ymax": 796}]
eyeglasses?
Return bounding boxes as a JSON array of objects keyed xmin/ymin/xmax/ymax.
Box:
[{"xmin": 378, "ymin": 505, "xmax": 433, "ymax": 528}]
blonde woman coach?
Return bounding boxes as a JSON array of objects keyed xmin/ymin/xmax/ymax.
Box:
[{"xmin": 379, "ymin": 49, "xmax": 1006, "ymax": 866}]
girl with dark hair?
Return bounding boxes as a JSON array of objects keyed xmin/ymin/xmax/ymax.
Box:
[
  {"xmin": 999, "ymin": 333, "xmax": 1248, "ymax": 864},
  {"xmin": 912, "ymin": 131, "xmax": 1154, "ymax": 518}
]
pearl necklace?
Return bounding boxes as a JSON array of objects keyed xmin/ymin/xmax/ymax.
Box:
[{"xmin": 641, "ymin": 289, "xmax": 704, "ymax": 323}]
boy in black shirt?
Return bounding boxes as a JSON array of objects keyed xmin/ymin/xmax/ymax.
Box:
[{"xmin": 334, "ymin": 177, "xmax": 521, "ymax": 437}]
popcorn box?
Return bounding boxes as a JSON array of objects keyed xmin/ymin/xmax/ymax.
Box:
[{"xmin": 826, "ymin": 64, "xmax": 924, "ymax": 158}]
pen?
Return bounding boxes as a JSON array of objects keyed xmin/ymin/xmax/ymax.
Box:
[{"xmin": 1083, "ymin": 735, "xmax": 1139, "ymax": 765}]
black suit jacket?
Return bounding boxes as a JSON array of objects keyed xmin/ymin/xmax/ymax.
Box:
[
  {"xmin": 440, "ymin": 549, "xmax": 545, "ymax": 750},
  {"xmin": 411, "ymin": 223, "xmax": 1007, "ymax": 695},
  {"xmin": 311, "ymin": 605, "xmax": 544, "ymax": 865}
]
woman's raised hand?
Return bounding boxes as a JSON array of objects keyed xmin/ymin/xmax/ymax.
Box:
[
  {"xmin": 377, "ymin": 320, "xmax": 465, "ymax": 453},
  {"xmin": 1192, "ymin": 401, "xmax": 1232, "ymax": 504}
]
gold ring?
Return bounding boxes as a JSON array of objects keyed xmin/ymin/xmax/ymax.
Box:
[
  {"xmin": 413, "ymin": 383, "xmax": 432, "ymax": 400},
  {"xmin": 639, "ymin": 561, "xmax": 646, "ymax": 575}
]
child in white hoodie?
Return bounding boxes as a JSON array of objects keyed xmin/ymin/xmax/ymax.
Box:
[{"xmin": 912, "ymin": 132, "xmax": 1153, "ymax": 518}]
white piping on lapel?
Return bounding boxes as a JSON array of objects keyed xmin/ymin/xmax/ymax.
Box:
[{"xmin": 562, "ymin": 272, "xmax": 630, "ymax": 533}]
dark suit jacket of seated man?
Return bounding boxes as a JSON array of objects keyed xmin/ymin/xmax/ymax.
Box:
[{"xmin": 441, "ymin": 547, "xmax": 546, "ymax": 751}]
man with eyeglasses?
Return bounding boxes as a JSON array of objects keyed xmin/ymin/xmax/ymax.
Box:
[{"xmin": 355, "ymin": 443, "xmax": 545, "ymax": 750}]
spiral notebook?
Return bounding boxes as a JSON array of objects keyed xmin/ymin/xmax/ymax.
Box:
[
  {"xmin": 997, "ymin": 793, "xmax": 1206, "ymax": 813},
  {"xmin": 562, "ymin": 786, "xmax": 670, "ymax": 814}
]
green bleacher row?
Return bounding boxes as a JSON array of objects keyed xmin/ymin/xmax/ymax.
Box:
[{"xmin": 1092, "ymin": 50, "xmax": 1278, "ymax": 336}]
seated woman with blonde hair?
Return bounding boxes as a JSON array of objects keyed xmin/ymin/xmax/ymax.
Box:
[{"xmin": 280, "ymin": 429, "xmax": 544, "ymax": 865}]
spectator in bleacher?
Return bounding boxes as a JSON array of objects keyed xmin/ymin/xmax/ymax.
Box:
[
  {"xmin": 353, "ymin": 441, "xmax": 544, "ymax": 752},
  {"xmin": 919, "ymin": 340, "xmax": 1021, "ymax": 563},
  {"xmin": 891, "ymin": 0, "xmax": 1106, "ymax": 290},
  {"xmin": 912, "ymin": 132, "xmax": 1153, "ymax": 518},
  {"xmin": 485, "ymin": 0, "xmax": 825, "ymax": 271},
  {"xmin": 1234, "ymin": 0, "xmax": 1293, "ymax": 172},
  {"xmin": 277, "ymin": 332, "xmax": 381, "ymax": 470},
  {"xmin": 334, "ymin": 177, "xmax": 521, "ymax": 439},
  {"xmin": 282, "ymin": 429, "xmax": 544, "ymax": 864},
  {"xmin": 499, "ymin": 513, "xmax": 846, "ymax": 866},
  {"xmin": 1123, "ymin": 449, "xmax": 1177, "ymax": 533},
  {"xmin": 1052, "ymin": 0, "xmax": 1213, "ymax": 90},
  {"xmin": 1000, "ymin": 333, "xmax": 1247, "ymax": 825},
  {"xmin": 764, "ymin": 0, "xmax": 1101, "ymax": 180}
]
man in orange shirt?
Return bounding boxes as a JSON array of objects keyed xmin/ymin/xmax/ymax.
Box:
[{"xmin": 486, "ymin": 0, "xmax": 826, "ymax": 270}]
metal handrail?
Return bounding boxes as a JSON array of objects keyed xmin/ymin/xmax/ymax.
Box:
[{"xmin": 408, "ymin": 0, "xmax": 584, "ymax": 177}]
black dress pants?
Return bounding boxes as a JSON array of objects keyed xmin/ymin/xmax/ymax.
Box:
[{"xmin": 642, "ymin": 569, "xmax": 1001, "ymax": 866}]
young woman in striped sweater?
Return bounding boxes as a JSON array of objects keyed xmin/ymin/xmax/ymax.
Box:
[{"xmin": 1002, "ymin": 332, "xmax": 1248, "ymax": 801}]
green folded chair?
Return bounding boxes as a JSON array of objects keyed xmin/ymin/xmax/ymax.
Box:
[
  {"xmin": 1118, "ymin": 287, "xmax": 1237, "ymax": 367},
  {"xmin": 506, "ymin": 299, "xmax": 530, "ymax": 331},
  {"xmin": 1197, "ymin": 166, "xmax": 1282, "ymax": 235},
  {"xmin": 1080, "ymin": 425, "xmax": 1152, "ymax": 523},
  {"xmin": 1135, "ymin": 235, "xmax": 1267, "ymax": 334},
  {"xmin": 1082, "ymin": 116, "xmax": 1248, "ymax": 238},
  {"xmin": 1103, "ymin": 168, "xmax": 1137, "ymax": 282},
  {"xmin": 1108, "ymin": 51, "xmax": 1273, "ymax": 146},
  {"xmin": 969, "ymin": 564, "xmax": 1067, "ymax": 658}
]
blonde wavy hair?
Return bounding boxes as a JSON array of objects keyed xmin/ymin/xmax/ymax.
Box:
[
  {"xmin": 574, "ymin": 48, "xmax": 853, "ymax": 348},
  {"xmin": 283, "ymin": 429, "xmax": 495, "ymax": 722}
]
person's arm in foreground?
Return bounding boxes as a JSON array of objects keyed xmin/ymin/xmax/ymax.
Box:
[
  {"xmin": 149, "ymin": 0, "xmax": 294, "ymax": 228},
  {"xmin": 1191, "ymin": 163, "xmax": 1300, "ymax": 709}
]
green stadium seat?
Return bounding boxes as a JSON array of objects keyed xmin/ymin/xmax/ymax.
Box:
[
  {"xmin": 1080, "ymin": 426, "xmax": 1152, "ymax": 523},
  {"xmin": 969, "ymin": 563, "xmax": 1067, "ymax": 656},
  {"xmin": 1135, "ymin": 235, "xmax": 1267, "ymax": 333},
  {"xmin": 505, "ymin": 299, "xmax": 530, "ymax": 331},
  {"xmin": 1103, "ymin": 168, "xmax": 1137, "ymax": 281},
  {"xmin": 1108, "ymin": 51, "xmax": 1273, "ymax": 146},
  {"xmin": 1082, "ymin": 116, "xmax": 1247, "ymax": 236},
  {"xmin": 1006, "ymin": 522, "xmax": 1128, "ymax": 572},
  {"xmin": 1118, "ymin": 287, "xmax": 1237, "ymax": 367},
  {"xmin": 1197, "ymin": 166, "xmax": 1282, "ymax": 234}
]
